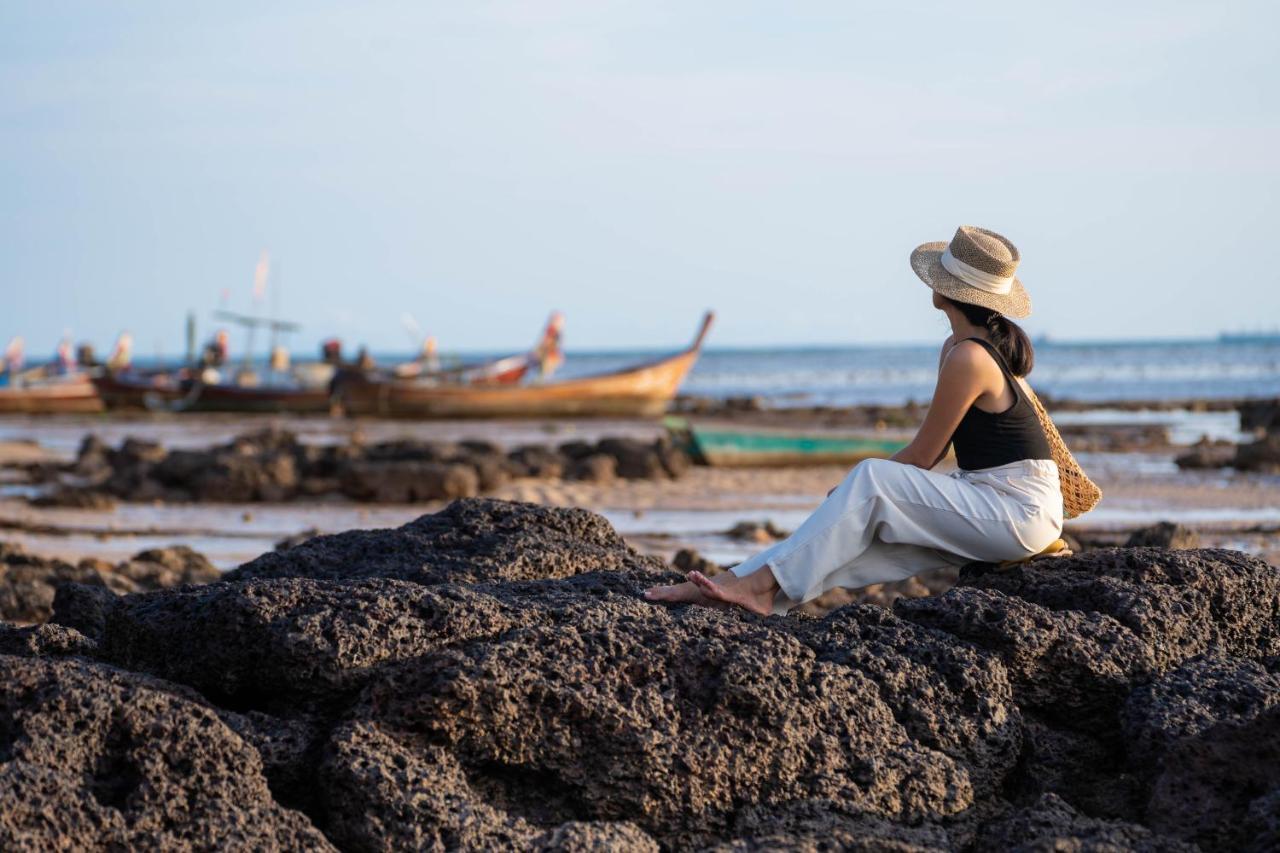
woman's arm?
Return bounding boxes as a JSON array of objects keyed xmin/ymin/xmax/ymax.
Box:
[{"xmin": 889, "ymin": 340, "xmax": 988, "ymax": 469}]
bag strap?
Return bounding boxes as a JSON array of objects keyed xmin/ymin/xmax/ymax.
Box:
[{"xmin": 1021, "ymin": 383, "xmax": 1103, "ymax": 519}]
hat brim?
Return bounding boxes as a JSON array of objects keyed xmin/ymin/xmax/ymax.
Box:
[{"xmin": 910, "ymin": 242, "xmax": 1031, "ymax": 319}]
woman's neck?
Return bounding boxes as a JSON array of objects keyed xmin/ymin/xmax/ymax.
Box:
[{"xmin": 947, "ymin": 312, "xmax": 987, "ymax": 341}]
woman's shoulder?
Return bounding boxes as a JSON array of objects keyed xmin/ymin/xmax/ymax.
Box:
[{"xmin": 942, "ymin": 337, "xmax": 992, "ymax": 366}]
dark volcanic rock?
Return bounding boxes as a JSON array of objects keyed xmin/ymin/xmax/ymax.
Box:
[
  {"xmin": 190, "ymin": 450, "xmax": 300, "ymax": 502},
  {"xmin": 0, "ymin": 621, "xmax": 97, "ymax": 658},
  {"xmin": 792, "ymin": 604, "xmax": 1022, "ymax": 801},
  {"xmin": 1008, "ymin": 713, "xmax": 1146, "ymax": 821},
  {"xmin": 29, "ymin": 486, "xmax": 118, "ymax": 509},
  {"xmin": 597, "ymin": 436, "xmax": 669, "ymax": 479},
  {"xmin": 1121, "ymin": 654, "xmax": 1280, "ymax": 773},
  {"xmin": 25, "ymin": 499, "xmax": 1280, "ymax": 851},
  {"xmin": 899, "ymin": 547, "xmax": 1280, "ymax": 682},
  {"xmin": 230, "ymin": 497, "xmax": 667, "ymax": 585},
  {"xmin": 318, "ymin": 720, "xmax": 661, "ymax": 852},
  {"xmin": 275, "ymin": 526, "xmax": 321, "ymax": 551},
  {"xmin": 976, "ymin": 793, "xmax": 1197, "ymax": 852},
  {"xmin": 72, "ymin": 433, "xmax": 112, "ymax": 477},
  {"xmin": 354, "ymin": 603, "xmax": 981, "ymax": 849},
  {"xmin": 1124, "ymin": 521, "xmax": 1201, "ymax": 549},
  {"xmin": 672, "ymin": 546, "xmax": 725, "ymax": 576},
  {"xmin": 565, "ymin": 452, "xmax": 617, "ymax": 483},
  {"xmin": 97, "ymin": 577, "xmax": 531, "ymax": 711},
  {"xmin": 51, "ymin": 582, "xmax": 121, "ymax": 641},
  {"xmin": 725, "ymin": 519, "xmax": 790, "ymax": 543},
  {"xmin": 654, "ymin": 435, "xmax": 691, "ymax": 478},
  {"xmin": 1174, "ymin": 437, "xmax": 1237, "ymax": 470},
  {"xmin": 714, "ymin": 799, "xmax": 955, "ymax": 851},
  {"xmin": 1145, "ymin": 704, "xmax": 1280, "ymax": 851},
  {"xmin": 1236, "ymin": 432, "xmax": 1280, "ymax": 473},
  {"xmin": 1239, "ymin": 397, "xmax": 1280, "ymax": 433},
  {"xmin": 339, "ymin": 460, "xmax": 480, "ymax": 502},
  {"xmin": 0, "ymin": 543, "xmax": 137, "ymax": 624},
  {"xmin": 894, "ymin": 583, "xmax": 1156, "ymax": 723},
  {"xmin": 0, "ymin": 655, "xmax": 332, "ymax": 850},
  {"xmin": 318, "ymin": 720, "xmax": 540, "ymax": 850},
  {"xmin": 95, "ymin": 502, "xmax": 1029, "ymax": 848},
  {"xmin": 44, "ymin": 429, "xmax": 688, "ymax": 507},
  {"xmin": 218, "ymin": 710, "xmax": 326, "ymax": 814},
  {"xmin": 115, "ymin": 545, "xmax": 221, "ymax": 588},
  {"xmin": 507, "ymin": 444, "xmax": 566, "ymax": 479},
  {"xmin": 1, "ymin": 541, "xmax": 220, "ymax": 626}
]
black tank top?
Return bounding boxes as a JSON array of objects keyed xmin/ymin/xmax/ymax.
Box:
[{"xmin": 949, "ymin": 337, "xmax": 1053, "ymax": 471}]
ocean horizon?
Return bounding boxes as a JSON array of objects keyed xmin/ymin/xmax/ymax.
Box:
[{"xmin": 116, "ymin": 336, "xmax": 1280, "ymax": 409}]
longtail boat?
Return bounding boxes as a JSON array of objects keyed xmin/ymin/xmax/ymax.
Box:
[
  {"xmin": 333, "ymin": 312, "xmax": 714, "ymax": 418},
  {"xmin": 177, "ymin": 380, "xmax": 335, "ymax": 414},
  {"xmin": 0, "ymin": 373, "xmax": 104, "ymax": 414},
  {"xmin": 396, "ymin": 353, "xmax": 534, "ymax": 387},
  {"xmin": 667, "ymin": 416, "xmax": 908, "ymax": 467},
  {"xmin": 91, "ymin": 351, "xmax": 535, "ymax": 414},
  {"xmin": 91, "ymin": 371, "xmax": 189, "ymax": 411}
]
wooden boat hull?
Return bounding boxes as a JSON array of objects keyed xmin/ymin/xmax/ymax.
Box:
[
  {"xmin": 181, "ymin": 383, "xmax": 334, "ymax": 414},
  {"xmin": 671, "ymin": 419, "xmax": 908, "ymax": 467},
  {"xmin": 404, "ymin": 354, "xmax": 532, "ymax": 386},
  {"xmin": 335, "ymin": 313, "xmax": 714, "ymax": 419},
  {"xmin": 0, "ymin": 375, "xmax": 104, "ymax": 414},
  {"xmin": 91, "ymin": 373, "xmax": 187, "ymax": 411},
  {"xmin": 94, "ymin": 354, "xmax": 530, "ymax": 415}
]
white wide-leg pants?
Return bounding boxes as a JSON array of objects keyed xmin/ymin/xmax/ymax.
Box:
[{"xmin": 730, "ymin": 458, "xmax": 1064, "ymax": 614}]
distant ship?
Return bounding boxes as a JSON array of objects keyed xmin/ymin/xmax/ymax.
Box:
[{"xmin": 1219, "ymin": 329, "xmax": 1280, "ymax": 344}]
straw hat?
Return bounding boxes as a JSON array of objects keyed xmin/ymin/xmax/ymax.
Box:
[{"xmin": 910, "ymin": 225, "xmax": 1031, "ymax": 318}]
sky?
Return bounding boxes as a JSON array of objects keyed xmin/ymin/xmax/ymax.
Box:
[{"xmin": 2, "ymin": 1, "xmax": 1278, "ymax": 357}]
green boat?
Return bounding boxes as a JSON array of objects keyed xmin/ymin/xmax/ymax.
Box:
[{"xmin": 667, "ymin": 417, "xmax": 909, "ymax": 467}]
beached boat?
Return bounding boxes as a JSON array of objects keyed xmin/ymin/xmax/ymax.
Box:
[
  {"xmin": 91, "ymin": 371, "xmax": 190, "ymax": 411},
  {"xmin": 668, "ymin": 417, "xmax": 908, "ymax": 467},
  {"xmin": 333, "ymin": 312, "xmax": 715, "ymax": 418},
  {"xmin": 0, "ymin": 373, "xmax": 104, "ymax": 414},
  {"xmin": 179, "ymin": 381, "xmax": 335, "ymax": 414},
  {"xmin": 92, "ymin": 350, "xmax": 537, "ymax": 414},
  {"xmin": 399, "ymin": 353, "xmax": 534, "ymax": 387},
  {"xmin": 92, "ymin": 370, "xmax": 334, "ymax": 414}
]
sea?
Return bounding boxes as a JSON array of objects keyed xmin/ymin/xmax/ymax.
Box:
[
  {"xmin": 135, "ymin": 338, "xmax": 1280, "ymax": 410},
  {"xmin": 553, "ymin": 338, "xmax": 1280, "ymax": 408}
]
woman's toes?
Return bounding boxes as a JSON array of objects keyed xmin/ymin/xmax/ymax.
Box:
[
  {"xmin": 644, "ymin": 584, "xmax": 677, "ymax": 600},
  {"xmin": 687, "ymin": 571, "xmax": 724, "ymax": 598},
  {"xmin": 644, "ymin": 581, "xmax": 705, "ymax": 604}
]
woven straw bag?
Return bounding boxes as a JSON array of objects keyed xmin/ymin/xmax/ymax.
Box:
[{"xmin": 1022, "ymin": 383, "xmax": 1102, "ymax": 518}]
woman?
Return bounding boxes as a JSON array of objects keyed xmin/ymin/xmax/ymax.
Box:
[{"xmin": 646, "ymin": 225, "xmax": 1064, "ymax": 615}]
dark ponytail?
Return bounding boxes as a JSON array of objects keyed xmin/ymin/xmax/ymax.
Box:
[{"xmin": 945, "ymin": 297, "xmax": 1035, "ymax": 377}]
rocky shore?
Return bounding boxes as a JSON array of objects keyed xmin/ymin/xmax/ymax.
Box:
[
  {"xmin": 20, "ymin": 428, "xmax": 690, "ymax": 507},
  {"xmin": 1, "ymin": 498, "xmax": 1277, "ymax": 850},
  {"xmin": 0, "ymin": 542, "xmax": 219, "ymax": 624}
]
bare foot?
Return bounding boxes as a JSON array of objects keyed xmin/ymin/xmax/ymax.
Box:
[
  {"xmin": 686, "ymin": 569, "xmax": 778, "ymax": 616},
  {"xmin": 644, "ymin": 580, "xmax": 715, "ymax": 605}
]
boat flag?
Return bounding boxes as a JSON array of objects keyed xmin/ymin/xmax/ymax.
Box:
[
  {"xmin": 253, "ymin": 250, "xmax": 270, "ymax": 303},
  {"xmin": 2, "ymin": 337, "xmax": 23, "ymax": 374}
]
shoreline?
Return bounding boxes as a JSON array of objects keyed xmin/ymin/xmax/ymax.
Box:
[
  {"xmin": 1, "ymin": 404, "xmax": 1276, "ymax": 570},
  {"xmin": 3, "ymin": 452, "xmax": 1276, "ymax": 569}
]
